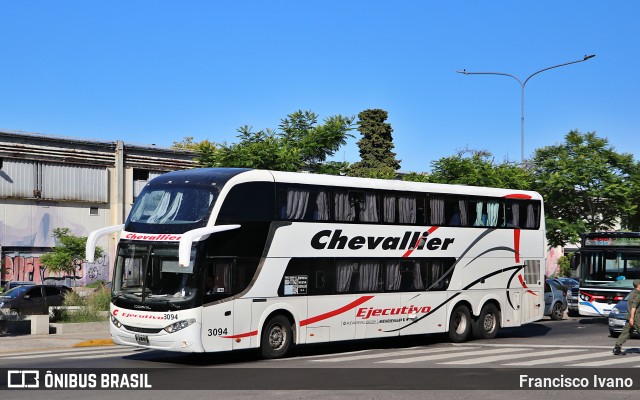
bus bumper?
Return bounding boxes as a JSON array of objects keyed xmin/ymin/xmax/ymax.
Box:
[
  {"xmin": 578, "ymin": 302, "xmax": 611, "ymax": 317},
  {"xmin": 110, "ymin": 322, "xmax": 204, "ymax": 352}
]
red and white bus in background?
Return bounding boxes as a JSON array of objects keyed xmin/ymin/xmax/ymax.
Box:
[{"xmin": 86, "ymin": 168, "xmax": 546, "ymax": 359}]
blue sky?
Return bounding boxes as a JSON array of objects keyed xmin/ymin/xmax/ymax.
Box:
[{"xmin": 1, "ymin": 1, "xmax": 638, "ymax": 172}]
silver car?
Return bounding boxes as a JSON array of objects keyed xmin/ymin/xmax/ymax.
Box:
[
  {"xmin": 608, "ymin": 292, "xmax": 639, "ymax": 338},
  {"xmin": 544, "ymin": 279, "xmax": 568, "ymax": 320}
]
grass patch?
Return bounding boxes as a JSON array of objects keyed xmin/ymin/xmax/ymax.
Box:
[
  {"xmin": 56, "ymin": 307, "xmax": 108, "ymax": 323},
  {"xmin": 51, "ymin": 286, "xmax": 111, "ymax": 323},
  {"xmin": 84, "ymin": 280, "xmax": 109, "ymax": 289}
]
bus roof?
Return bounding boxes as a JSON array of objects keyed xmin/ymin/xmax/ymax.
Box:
[{"xmin": 148, "ymin": 168, "xmax": 543, "ymax": 200}]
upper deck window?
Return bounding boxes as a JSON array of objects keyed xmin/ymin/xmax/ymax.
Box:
[{"xmin": 129, "ymin": 185, "xmax": 217, "ymax": 227}]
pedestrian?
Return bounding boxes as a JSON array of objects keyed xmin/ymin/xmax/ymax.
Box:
[{"xmin": 612, "ymin": 278, "xmax": 640, "ymax": 355}]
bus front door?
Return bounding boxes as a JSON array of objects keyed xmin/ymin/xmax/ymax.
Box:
[{"xmin": 201, "ymin": 258, "xmax": 234, "ymax": 352}]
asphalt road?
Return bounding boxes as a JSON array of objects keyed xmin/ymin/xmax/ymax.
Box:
[{"xmin": 2, "ymin": 314, "xmax": 638, "ymax": 399}]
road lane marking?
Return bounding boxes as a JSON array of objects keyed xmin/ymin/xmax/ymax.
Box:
[
  {"xmin": 65, "ymin": 350, "xmax": 145, "ymax": 360},
  {"xmin": 452, "ymin": 343, "xmax": 613, "ymax": 349},
  {"xmin": 505, "ymin": 351, "xmax": 614, "ymax": 366},
  {"xmin": 377, "ymin": 348, "xmax": 531, "ymax": 364},
  {"xmin": 569, "ymin": 356, "xmax": 640, "ymax": 367},
  {"xmin": 268, "ymin": 349, "xmax": 372, "ymax": 361},
  {"xmin": 311, "ymin": 347, "xmax": 470, "ymax": 362},
  {"xmin": 2, "ymin": 347, "xmax": 141, "ymax": 359},
  {"xmin": 442, "ymin": 348, "xmax": 582, "ymax": 365}
]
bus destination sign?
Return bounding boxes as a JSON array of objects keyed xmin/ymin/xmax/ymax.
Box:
[{"xmin": 584, "ymin": 237, "xmax": 640, "ymax": 247}]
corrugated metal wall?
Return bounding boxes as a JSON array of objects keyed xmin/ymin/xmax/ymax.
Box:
[
  {"xmin": 41, "ymin": 163, "xmax": 108, "ymax": 202},
  {"xmin": 0, "ymin": 159, "xmax": 37, "ymax": 198},
  {"xmin": 133, "ymin": 170, "xmax": 165, "ymax": 198}
]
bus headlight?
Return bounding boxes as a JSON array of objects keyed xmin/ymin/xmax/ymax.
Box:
[
  {"xmin": 164, "ymin": 318, "xmax": 196, "ymax": 333},
  {"xmin": 111, "ymin": 314, "xmax": 123, "ymax": 329}
]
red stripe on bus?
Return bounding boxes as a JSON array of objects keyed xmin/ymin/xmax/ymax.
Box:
[
  {"xmin": 518, "ymin": 274, "xmax": 538, "ymax": 296},
  {"xmin": 402, "ymin": 226, "xmax": 439, "ymax": 258},
  {"xmin": 300, "ymin": 295, "xmax": 374, "ymax": 327},
  {"xmin": 503, "ymin": 194, "xmax": 532, "ymax": 199},
  {"xmin": 221, "ymin": 330, "xmax": 258, "ymax": 339},
  {"xmin": 514, "ymin": 228, "xmax": 521, "ymax": 263}
]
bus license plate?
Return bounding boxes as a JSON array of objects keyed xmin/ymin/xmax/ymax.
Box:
[{"xmin": 135, "ymin": 334, "xmax": 149, "ymax": 345}]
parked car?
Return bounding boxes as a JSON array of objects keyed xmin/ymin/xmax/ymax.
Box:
[
  {"xmin": 553, "ymin": 278, "xmax": 581, "ymax": 317},
  {"xmin": 556, "ymin": 277, "xmax": 579, "ymax": 289},
  {"xmin": 608, "ymin": 292, "xmax": 640, "ymax": 338},
  {"xmin": 0, "ymin": 284, "xmax": 72, "ymax": 315},
  {"xmin": 544, "ymin": 279, "xmax": 568, "ymax": 320},
  {"xmin": 2, "ymin": 280, "xmax": 35, "ymax": 293}
]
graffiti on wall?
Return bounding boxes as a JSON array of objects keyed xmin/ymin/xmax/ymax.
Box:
[{"xmin": 1, "ymin": 252, "xmax": 110, "ymax": 287}]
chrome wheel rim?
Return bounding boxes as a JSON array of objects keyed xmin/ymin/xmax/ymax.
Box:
[{"xmin": 269, "ymin": 325, "xmax": 285, "ymax": 350}]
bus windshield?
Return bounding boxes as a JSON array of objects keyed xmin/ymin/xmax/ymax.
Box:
[
  {"xmin": 113, "ymin": 242, "xmax": 197, "ymax": 303},
  {"xmin": 129, "ymin": 185, "xmax": 217, "ymax": 225},
  {"xmin": 581, "ymin": 250, "xmax": 640, "ymax": 283}
]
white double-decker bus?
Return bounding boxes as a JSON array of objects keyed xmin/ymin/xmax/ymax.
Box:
[{"xmin": 86, "ymin": 168, "xmax": 545, "ymax": 358}]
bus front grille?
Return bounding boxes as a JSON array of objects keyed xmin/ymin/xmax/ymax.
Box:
[{"xmin": 123, "ymin": 325, "xmax": 163, "ymax": 334}]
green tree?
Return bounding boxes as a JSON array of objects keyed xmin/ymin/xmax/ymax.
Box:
[
  {"xmin": 531, "ymin": 130, "xmax": 635, "ymax": 247},
  {"xmin": 348, "ymin": 109, "xmax": 400, "ymax": 179},
  {"xmin": 40, "ymin": 228, "xmax": 104, "ymax": 287},
  {"xmin": 419, "ymin": 148, "xmax": 532, "ymax": 190},
  {"xmin": 621, "ymin": 161, "xmax": 640, "ymax": 231},
  {"xmin": 174, "ymin": 110, "xmax": 355, "ymax": 173},
  {"xmin": 556, "ymin": 254, "xmax": 574, "ymax": 278}
]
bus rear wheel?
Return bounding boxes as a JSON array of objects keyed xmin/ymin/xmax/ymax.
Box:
[
  {"xmin": 472, "ymin": 304, "xmax": 500, "ymax": 339},
  {"xmin": 260, "ymin": 315, "xmax": 293, "ymax": 359},
  {"xmin": 448, "ymin": 305, "xmax": 471, "ymax": 343}
]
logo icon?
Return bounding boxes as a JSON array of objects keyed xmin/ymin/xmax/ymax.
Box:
[{"xmin": 7, "ymin": 370, "xmax": 40, "ymax": 388}]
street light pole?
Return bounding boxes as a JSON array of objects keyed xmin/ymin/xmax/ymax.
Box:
[{"xmin": 456, "ymin": 54, "xmax": 596, "ymax": 166}]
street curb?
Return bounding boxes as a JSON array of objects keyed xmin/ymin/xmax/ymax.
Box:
[{"xmin": 73, "ymin": 339, "xmax": 115, "ymax": 347}]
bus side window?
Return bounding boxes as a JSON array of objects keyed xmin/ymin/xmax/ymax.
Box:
[
  {"xmin": 425, "ymin": 259, "xmax": 454, "ymax": 291},
  {"xmin": 398, "ymin": 260, "xmax": 425, "ymax": 291},
  {"xmin": 218, "ymin": 182, "xmax": 275, "ymax": 222},
  {"xmin": 521, "ymin": 201, "xmax": 540, "ymax": 229},
  {"xmin": 309, "ymin": 259, "xmax": 334, "ymax": 295}
]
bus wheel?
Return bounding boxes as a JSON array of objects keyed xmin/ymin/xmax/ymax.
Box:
[
  {"xmin": 261, "ymin": 315, "xmax": 293, "ymax": 359},
  {"xmin": 472, "ymin": 304, "xmax": 500, "ymax": 339},
  {"xmin": 448, "ymin": 305, "xmax": 471, "ymax": 343},
  {"xmin": 550, "ymin": 302, "xmax": 564, "ymax": 320}
]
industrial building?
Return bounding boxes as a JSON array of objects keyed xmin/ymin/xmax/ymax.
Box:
[{"xmin": 0, "ymin": 129, "xmax": 195, "ymax": 287}]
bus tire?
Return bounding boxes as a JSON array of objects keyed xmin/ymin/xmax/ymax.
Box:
[
  {"xmin": 448, "ymin": 305, "xmax": 472, "ymax": 343},
  {"xmin": 472, "ymin": 303, "xmax": 500, "ymax": 339},
  {"xmin": 550, "ymin": 302, "xmax": 564, "ymax": 320},
  {"xmin": 260, "ymin": 315, "xmax": 293, "ymax": 359}
]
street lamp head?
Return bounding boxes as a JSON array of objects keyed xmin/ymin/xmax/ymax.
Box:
[
  {"xmin": 456, "ymin": 69, "xmax": 468, "ymax": 75},
  {"xmin": 584, "ymin": 54, "xmax": 596, "ymax": 60}
]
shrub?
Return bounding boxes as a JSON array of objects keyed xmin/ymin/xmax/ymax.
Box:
[
  {"xmin": 86, "ymin": 286, "xmax": 111, "ymax": 311},
  {"xmin": 50, "ymin": 286, "xmax": 109, "ymax": 323},
  {"xmin": 63, "ymin": 290, "xmax": 86, "ymax": 306},
  {"xmin": 557, "ymin": 254, "xmax": 574, "ymax": 278}
]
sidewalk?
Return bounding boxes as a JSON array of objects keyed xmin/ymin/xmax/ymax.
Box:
[{"xmin": 0, "ymin": 322, "xmax": 113, "ymax": 354}]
